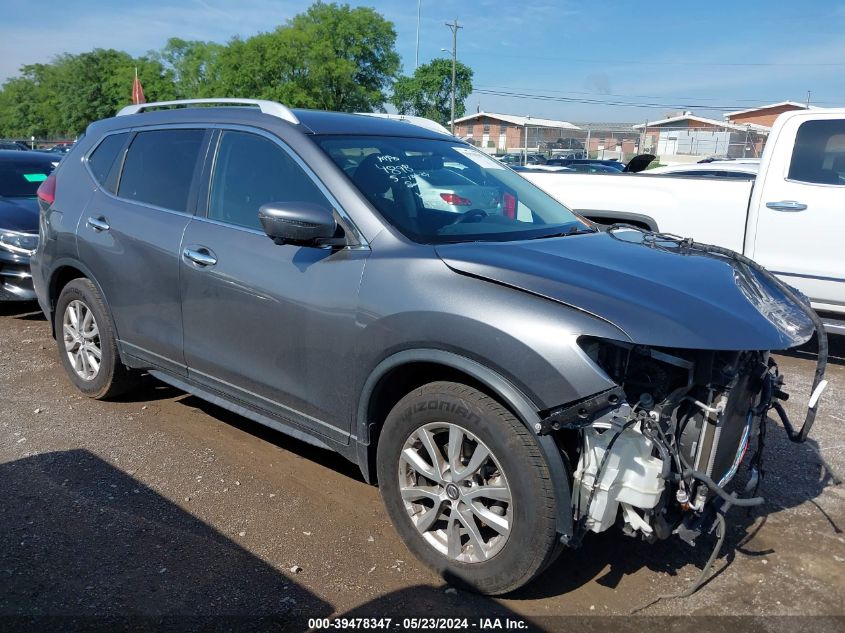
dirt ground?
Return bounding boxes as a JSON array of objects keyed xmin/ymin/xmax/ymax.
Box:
[{"xmin": 1, "ymin": 301, "xmax": 843, "ymax": 632}]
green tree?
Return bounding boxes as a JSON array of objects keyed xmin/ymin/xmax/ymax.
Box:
[
  {"xmin": 390, "ymin": 58, "xmax": 474, "ymax": 126},
  {"xmin": 0, "ymin": 49, "xmax": 175, "ymax": 137},
  {"xmin": 53, "ymin": 49, "xmax": 176, "ymax": 135},
  {"xmin": 154, "ymin": 38, "xmax": 224, "ymax": 98},
  {"xmin": 208, "ymin": 2, "xmax": 400, "ymax": 111},
  {"xmin": 0, "ymin": 65, "xmax": 60, "ymax": 138}
]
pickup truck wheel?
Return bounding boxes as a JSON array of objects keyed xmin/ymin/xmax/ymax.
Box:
[
  {"xmin": 377, "ymin": 381, "xmax": 559, "ymax": 595},
  {"xmin": 54, "ymin": 278, "xmax": 132, "ymax": 399}
]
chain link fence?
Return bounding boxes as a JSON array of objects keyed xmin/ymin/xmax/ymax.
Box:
[{"xmin": 465, "ymin": 122, "xmax": 769, "ymax": 163}]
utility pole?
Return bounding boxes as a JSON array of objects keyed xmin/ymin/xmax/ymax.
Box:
[
  {"xmin": 415, "ymin": 0, "xmax": 421, "ymax": 69},
  {"xmin": 639, "ymin": 121, "xmax": 648, "ymax": 155},
  {"xmin": 445, "ymin": 18, "xmax": 462, "ymax": 134}
]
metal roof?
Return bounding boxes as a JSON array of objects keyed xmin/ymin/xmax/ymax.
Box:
[
  {"xmin": 724, "ymin": 101, "xmax": 818, "ymax": 118},
  {"xmin": 632, "ymin": 114, "xmax": 770, "ymax": 133},
  {"xmin": 451, "ymin": 111, "xmax": 579, "ymax": 130}
]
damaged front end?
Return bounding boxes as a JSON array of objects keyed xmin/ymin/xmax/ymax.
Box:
[
  {"xmin": 533, "ymin": 228, "xmax": 830, "ymax": 555},
  {"xmin": 547, "ymin": 340, "xmax": 781, "ymax": 546}
]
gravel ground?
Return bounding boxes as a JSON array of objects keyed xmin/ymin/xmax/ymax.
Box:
[{"xmin": 1, "ymin": 301, "xmax": 843, "ymax": 632}]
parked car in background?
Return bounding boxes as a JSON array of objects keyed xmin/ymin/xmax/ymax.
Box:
[
  {"xmin": 41, "ymin": 143, "xmax": 74, "ymax": 156},
  {"xmin": 544, "ymin": 157, "xmax": 626, "ymax": 171},
  {"xmin": 548, "ymin": 150, "xmax": 586, "ymax": 160},
  {"xmin": 0, "ymin": 141, "xmax": 31, "ymax": 151},
  {"xmin": 559, "ymin": 162, "xmax": 623, "ymax": 174},
  {"xmin": 497, "ymin": 152, "xmax": 547, "ymax": 166},
  {"xmin": 414, "ymin": 167, "xmax": 503, "ymax": 214},
  {"xmin": 30, "ymin": 99, "xmax": 823, "ymax": 596},
  {"xmin": 523, "ymin": 108, "xmax": 845, "ymax": 333},
  {"xmin": 648, "ymin": 160, "xmax": 759, "ymax": 179},
  {"xmin": 0, "ymin": 150, "xmax": 56, "ymax": 300}
]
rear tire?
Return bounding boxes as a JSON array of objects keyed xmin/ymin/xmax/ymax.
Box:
[
  {"xmin": 54, "ymin": 278, "xmax": 133, "ymax": 399},
  {"xmin": 377, "ymin": 381, "xmax": 559, "ymax": 595}
]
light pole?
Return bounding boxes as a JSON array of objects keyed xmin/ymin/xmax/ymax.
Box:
[{"xmin": 445, "ymin": 19, "xmax": 462, "ymax": 134}]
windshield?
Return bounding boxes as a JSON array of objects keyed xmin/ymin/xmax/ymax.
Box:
[
  {"xmin": 0, "ymin": 159, "xmax": 55, "ymax": 197},
  {"xmin": 315, "ymin": 135, "xmax": 586, "ymax": 243}
]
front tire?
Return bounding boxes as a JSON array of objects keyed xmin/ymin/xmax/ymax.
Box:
[
  {"xmin": 377, "ymin": 381, "xmax": 559, "ymax": 595},
  {"xmin": 54, "ymin": 278, "xmax": 132, "ymax": 399}
]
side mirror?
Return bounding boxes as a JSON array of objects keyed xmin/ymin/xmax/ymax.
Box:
[{"xmin": 258, "ymin": 202, "xmax": 340, "ymax": 246}]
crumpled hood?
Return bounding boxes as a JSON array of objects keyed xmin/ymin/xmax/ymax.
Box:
[
  {"xmin": 0, "ymin": 197, "xmax": 39, "ymax": 233},
  {"xmin": 436, "ymin": 231, "xmax": 814, "ymax": 350}
]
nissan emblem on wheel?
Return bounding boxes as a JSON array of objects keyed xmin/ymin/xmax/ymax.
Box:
[{"xmin": 30, "ymin": 99, "xmax": 827, "ymax": 595}]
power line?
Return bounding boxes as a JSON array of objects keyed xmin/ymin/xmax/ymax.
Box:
[
  {"xmin": 471, "ymin": 88, "xmax": 820, "ymax": 111},
  {"xmin": 474, "ymin": 84, "xmax": 844, "ymax": 106},
  {"xmin": 461, "ymin": 52, "xmax": 845, "ymax": 67}
]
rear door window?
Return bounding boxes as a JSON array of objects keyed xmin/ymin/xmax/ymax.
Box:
[
  {"xmin": 88, "ymin": 132, "xmax": 129, "ymax": 192},
  {"xmin": 117, "ymin": 129, "xmax": 205, "ymax": 212},
  {"xmin": 208, "ymin": 130, "xmax": 330, "ymax": 230},
  {"xmin": 788, "ymin": 119, "xmax": 845, "ymax": 185}
]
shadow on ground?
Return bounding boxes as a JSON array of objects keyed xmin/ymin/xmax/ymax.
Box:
[
  {"xmin": 0, "ymin": 300, "xmax": 44, "ymax": 321},
  {"xmin": 0, "ymin": 449, "xmax": 331, "ymax": 631},
  {"xmin": 0, "ymin": 450, "xmax": 538, "ymax": 631}
]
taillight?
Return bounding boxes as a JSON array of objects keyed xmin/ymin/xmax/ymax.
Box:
[
  {"xmin": 503, "ymin": 192, "xmax": 517, "ymax": 219},
  {"xmin": 37, "ymin": 172, "xmax": 56, "ymax": 205},
  {"xmin": 440, "ymin": 192, "xmax": 472, "ymax": 206}
]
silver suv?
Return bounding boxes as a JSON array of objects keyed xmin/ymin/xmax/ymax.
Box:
[{"xmin": 31, "ymin": 99, "xmax": 825, "ymax": 595}]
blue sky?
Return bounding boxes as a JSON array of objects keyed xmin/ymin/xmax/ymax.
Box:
[{"xmin": 1, "ymin": 0, "xmax": 844, "ymax": 122}]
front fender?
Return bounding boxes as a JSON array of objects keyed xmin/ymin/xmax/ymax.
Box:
[{"xmin": 356, "ymin": 348, "xmax": 575, "ymax": 541}]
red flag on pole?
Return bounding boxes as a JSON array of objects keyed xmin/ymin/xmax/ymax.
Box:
[{"xmin": 131, "ymin": 68, "xmax": 146, "ymax": 105}]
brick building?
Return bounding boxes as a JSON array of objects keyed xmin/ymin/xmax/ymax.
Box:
[
  {"xmin": 725, "ymin": 101, "xmax": 815, "ymax": 128},
  {"xmin": 633, "ymin": 113, "xmax": 769, "ymax": 158},
  {"xmin": 451, "ymin": 112, "xmax": 579, "ymax": 153}
]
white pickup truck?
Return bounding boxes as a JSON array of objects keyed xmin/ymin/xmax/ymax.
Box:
[{"xmin": 523, "ymin": 108, "xmax": 845, "ymax": 334}]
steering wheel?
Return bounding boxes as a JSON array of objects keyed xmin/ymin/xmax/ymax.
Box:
[{"xmin": 452, "ymin": 208, "xmax": 488, "ymax": 224}]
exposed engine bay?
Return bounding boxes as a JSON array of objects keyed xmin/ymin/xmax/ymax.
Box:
[
  {"xmin": 533, "ymin": 227, "xmax": 831, "ymax": 560},
  {"xmin": 551, "ymin": 339, "xmax": 780, "ymax": 546}
]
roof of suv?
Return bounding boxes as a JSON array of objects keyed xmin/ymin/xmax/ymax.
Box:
[
  {"xmin": 98, "ymin": 105, "xmax": 453, "ymax": 141},
  {"xmin": 292, "ymin": 109, "xmax": 450, "ymax": 138}
]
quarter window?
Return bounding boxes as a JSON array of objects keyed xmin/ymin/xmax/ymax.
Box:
[
  {"xmin": 88, "ymin": 132, "xmax": 129, "ymax": 193},
  {"xmin": 117, "ymin": 129, "xmax": 205, "ymax": 212},
  {"xmin": 788, "ymin": 120, "xmax": 845, "ymax": 185},
  {"xmin": 208, "ymin": 130, "xmax": 331, "ymax": 231}
]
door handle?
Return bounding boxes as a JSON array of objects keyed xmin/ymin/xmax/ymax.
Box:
[
  {"xmin": 86, "ymin": 216, "xmax": 110, "ymax": 231},
  {"xmin": 766, "ymin": 200, "xmax": 807, "ymax": 212},
  {"xmin": 183, "ymin": 247, "xmax": 217, "ymax": 267}
]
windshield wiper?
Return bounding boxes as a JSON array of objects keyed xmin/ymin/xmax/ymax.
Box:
[{"xmin": 529, "ymin": 226, "xmax": 598, "ymax": 240}]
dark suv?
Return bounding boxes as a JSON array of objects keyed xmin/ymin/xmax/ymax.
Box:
[{"xmin": 31, "ymin": 99, "xmax": 823, "ymax": 595}]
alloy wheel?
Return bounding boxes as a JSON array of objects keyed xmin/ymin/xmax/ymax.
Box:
[
  {"xmin": 62, "ymin": 299, "xmax": 101, "ymax": 381},
  {"xmin": 398, "ymin": 422, "xmax": 512, "ymax": 563}
]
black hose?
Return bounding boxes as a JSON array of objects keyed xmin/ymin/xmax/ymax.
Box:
[
  {"xmin": 609, "ymin": 225, "xmax": 827, "ymax": 444},
  {"xmin": 772, "ymin": 402, "xmax": 843, "ymax": 486},
  {"xmin": 683, "ymin": 469, "xmax": 763, "ymax": 507}
]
